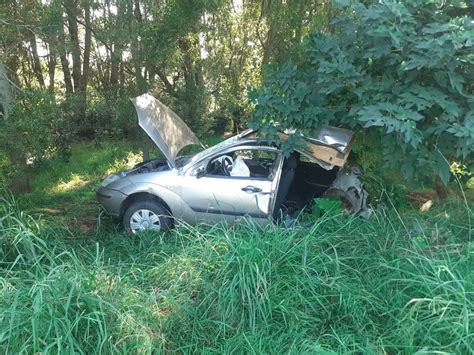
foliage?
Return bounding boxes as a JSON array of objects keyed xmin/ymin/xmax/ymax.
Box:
[
  {"xmin": 1, "ymin": 190, "xmax": 472, "ymax": 352},
  {"xmin": 250, "ymin": 0, "xmax": 473, "ymax": 184},
  {"xmin": 1, "ymin": 0, "xmax": 329, "ymax": 144},
  {"xmin": 79, "ymin": 91, "xmax": 136, "ymax": 140},
  {"xmin": 311, "ymin": 197, "xmax": 343, "ymax": 218},
  {"xmin": 0, "ymin": 91, "xmax": 72, "ymax": 163},
  {"xmin": 0, "ymin": 152, "xmax": 14, "ymax": 189},
  {"xmin": 0, "ymin": 139, "xmax": 470, "ymax": 353}
]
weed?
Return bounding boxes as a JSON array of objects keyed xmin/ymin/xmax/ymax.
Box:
[{"xmin": 0, "ymin": 140, "xmax": 472, "ymax": 353}]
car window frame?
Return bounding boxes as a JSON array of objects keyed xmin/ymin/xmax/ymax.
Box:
[{"xmin": 186, "ymin": 145, "xmax": 282, "ymax": 181}]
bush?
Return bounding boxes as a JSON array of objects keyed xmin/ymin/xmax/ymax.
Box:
[
  {"xmin": 0, "ymin": 90, "xmax": 73, "ymax": 169},
  {"xmin": 210, "ymin": 112, "xmax": 231, "ymax": 135},
  {"xmin": 78, "ymin": 92, "xmax": 137, "ymax": 141},
  {"xmin": 0, "ymin": 152, "xmax": 14, "ymax": 190},
  {"xmin": 250, "ymin": 0, "xmax": 473, "ymax": 185}
]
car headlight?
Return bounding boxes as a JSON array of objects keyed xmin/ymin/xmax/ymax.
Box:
[{"xmin": 101, "ymin": 174, "xmax": 120, "ymax": 187}]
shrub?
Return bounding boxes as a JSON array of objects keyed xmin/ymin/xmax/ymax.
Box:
[
  {"xmin": 0, "ymin": 90, "xmax": 74, "ymax": 171},
  {"xmin": 250, "ymin": 0, "xmax": 473, "ymax": 185}
]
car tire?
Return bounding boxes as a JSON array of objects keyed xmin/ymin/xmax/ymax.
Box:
[
  {"xmin": 323, "ymin": 187, "xmax": 361, "ymax": 214},
  {"xmin": 122, "ymin": 200, "xmax": 173, "ymax": 234}
]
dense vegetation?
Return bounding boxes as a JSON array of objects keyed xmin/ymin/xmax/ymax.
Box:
[
  {"xmin": 0, "ymin": 0, "xmax": 473, "ymax": 352},
  {"xmin": 1, "ymin": 0, "xmax": 472, "ymax": 193},
  {"xmin": 1, "ymin": 0, "xmax": 333, "ymax": 190},
  {"xmin": 1, "ymin": 141, "xmax": 472, "ymax": 353},
  {"xmin": 251, "ymin": 0, "xmax": 473, "ymax": 184}
]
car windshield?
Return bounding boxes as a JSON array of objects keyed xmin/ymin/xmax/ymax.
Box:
[{"xmin": 175, "ymin": 135, "xmax": 239, "ymax": 169}]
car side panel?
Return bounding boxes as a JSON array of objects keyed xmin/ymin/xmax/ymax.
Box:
[
  {"xmin": 120, "ymin": 181, "xmax": 199, "ymax": 224},
  {"xmin": 180, "ymin": 175, "xmax": 273, "ymax": 224}
]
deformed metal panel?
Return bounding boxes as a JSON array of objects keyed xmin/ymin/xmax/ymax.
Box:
[{"xmin": 238, "ymin": 126, "xmax": 354, "ymax": 168}]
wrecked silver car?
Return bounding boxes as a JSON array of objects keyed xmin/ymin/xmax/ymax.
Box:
[{"xmin": 96, "ymin": 93, "xmax": 369, "ymax": 234}]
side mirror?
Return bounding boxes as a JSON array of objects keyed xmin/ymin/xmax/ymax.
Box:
[{"xmin": 195, "ymin": 166, "xmax": 206, "ymax": 179}]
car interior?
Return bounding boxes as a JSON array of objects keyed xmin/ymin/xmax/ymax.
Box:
[
  {"xmin": 278, "ymin": 153, "xmax": 340, "ymax": 219},
  {"xmin": 205, "ymin": 148, "xmax": 340, "ymax": 222},
  {"xmin": 206, "ymin": 149, "xmax": 278, "ymax": 179}
]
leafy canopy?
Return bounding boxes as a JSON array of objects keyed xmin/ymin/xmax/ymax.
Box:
[{"xmin": 250, "ymin": 0, "xmax": 473, "ymax": 183}]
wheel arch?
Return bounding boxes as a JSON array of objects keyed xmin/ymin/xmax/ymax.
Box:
[{"xmin": 120, "ymin": 192, "xmax": 173, "ymax": 220}]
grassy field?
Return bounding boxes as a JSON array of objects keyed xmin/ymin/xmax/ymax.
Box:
[{"xmin": 1, "ymin": 140, "xmax": 473, "ymax": 353}]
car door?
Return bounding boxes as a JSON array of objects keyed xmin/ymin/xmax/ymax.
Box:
[{"xmin": 180, "ymin": 147, "xmax": 282, "ymax": 224}]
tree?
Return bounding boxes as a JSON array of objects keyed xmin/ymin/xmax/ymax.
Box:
[
  {"xmin": 255, "ymin": 0, "xmax": 331, "ymax": 67},
  {"xmin": 250, "ymin": 0, "xmax": 473, "ymax": 187},
  {"xmin": 0, "ymin": 61, "xmax": 13, "ymax": 118}
]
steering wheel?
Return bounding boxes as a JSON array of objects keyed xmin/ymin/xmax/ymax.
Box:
[{"xmin": 221, "ymin": 155, "xmax": 234, "ymax": 176}]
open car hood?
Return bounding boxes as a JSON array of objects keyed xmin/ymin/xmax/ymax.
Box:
[{"xmin": 131, "ymin": 93, "xmax": 201, "ymax": 168}]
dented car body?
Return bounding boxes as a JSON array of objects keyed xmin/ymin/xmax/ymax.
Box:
[{"xmin": 96, "ymin": 93, "xmax": 369, "ymax": 233}]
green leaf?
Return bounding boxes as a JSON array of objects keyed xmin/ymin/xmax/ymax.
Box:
[
  {"xmin": 433, "ymin": 150, "xmax": 451, "ymax": 185},
  {"xmin": 447, "ymin": 71, "xmax": 465, "ymax": 95},
  {"xmin": 315, "ymin": 197, "xmax": 342, "ymax": 215}
]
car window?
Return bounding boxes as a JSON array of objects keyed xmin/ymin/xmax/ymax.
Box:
[
  {"xmin": 206, "ymin": 149, "xmax": 278, "ymax": 180},
  {"xmin": 176, "ymin": 135, "xmax": 240, "ymax": 169}
]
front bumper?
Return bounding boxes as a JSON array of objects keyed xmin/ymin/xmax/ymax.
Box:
[{"xmin": 96, "ymin": 187, "xmax": 128, "ymax": 217}]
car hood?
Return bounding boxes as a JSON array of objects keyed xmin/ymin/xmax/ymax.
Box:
[{"xmin": 131, "ymin": 93, "xmax": 201, "ymax": 168}]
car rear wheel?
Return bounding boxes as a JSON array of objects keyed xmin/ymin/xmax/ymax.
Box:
[
  {"xmin": 122, "ymin": 200, "xmax": 172, "ymax": 234},
  {"xmin": 323, "ymin": 187, "xmax": 360, "ymax": 214}
]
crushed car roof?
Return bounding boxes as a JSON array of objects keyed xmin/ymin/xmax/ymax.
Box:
[{"xmin": 239, "ymin": 126, "xmax": 354, "ymax": 168}]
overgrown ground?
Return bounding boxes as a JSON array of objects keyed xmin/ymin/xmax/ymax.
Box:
[{"xmin": 1, "ymin": 141, "xmax": 473, "ymax": 353}]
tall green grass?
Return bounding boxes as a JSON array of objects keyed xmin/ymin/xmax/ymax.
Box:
[{"xmin": 1, "ymin": 193, "xmax": 472, "ymax": 353}]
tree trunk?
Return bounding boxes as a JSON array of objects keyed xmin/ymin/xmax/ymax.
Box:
[
  {"xmin": 29, "ymin": 35, "xmax": 45, "ymax": 89},
  {"xmin": 65, "ymin": 0, "xmax": 82, "ymax": 93},
  {"xmin": 58, "ymin": 17, "xmax": 74, "ymax": 95},
  {"xmin": 64, "ymin": 0, "xmax": 91, "ymax": 118},
  {"xmin": 79, "ymin": 0, "xmax": 91, "ymax": 93},
  {"xmin": 21, "ymin": 60, "xmax": 32, "ymax": 90},
  {"xmin": 0, "ymin": 61, "xmax": 14, "ymax": 117},
  {"xmin": 110, "ymin": 48, "xmax": 121, "ymax": 87},
  {"xmin": 109, "ymin": 1, "xmax": 125, "ymax": 88},
  {"xmin": 0, "ymin": 61, "xmax": 30, "ymax": 193},
  {"xmin": 8, "ymin": 151, "xmax": 30, "ymax": 193},
  {"xmin": 179, "ymin": 34, "xmax": 206, "ymax": 131},
  {"xmin": 76, "ymin": 0, "xmax": 92, "ymax": 117},
  {"xmin": 47, "ymin": 44, "xmax": 56, "ymax": 94},
  {"xmin": 95, "ymin": 53, "xmax": 108, "ymax": 92},
  {"xmin": 60, "ymin": 53, "xmax": 74, "ymax": 95},
  {"xmin": 435, "ymin": 175, "xmax": 449, "ymax": 200},
  {"xmin": 142, "ymin": 136, "xmax": 150, "ymax": 162}
]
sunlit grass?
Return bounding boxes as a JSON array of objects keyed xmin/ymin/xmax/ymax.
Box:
[
  {"xmin": 52, "ymin": 173, "xmax": 89, "ymax": 193},
  {"xmin": 103, "ymin": 151, "xmax": 144, "ymax": 176},
  {"xmin": 0, "ymin": 196, "xmax": 472, "ymax": 353},
  {"xmin": 23, "ymin": 136, "xmax": 223, "ymax": 206},
  {"xmin": 1, "ymin": 138, "xmax": 472, "ymax": 353}
]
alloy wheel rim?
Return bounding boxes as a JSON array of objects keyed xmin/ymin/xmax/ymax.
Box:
[{"xmin": 130, "ymin": 209, "xmax": 161, "ymax": 234}]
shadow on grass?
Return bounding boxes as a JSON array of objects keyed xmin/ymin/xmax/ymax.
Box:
[{"xmin": 12, "ymin": 140, "xmax": 143, "ymax": 234}]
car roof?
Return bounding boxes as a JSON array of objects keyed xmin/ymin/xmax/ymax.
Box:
[{"xmin": 236, "ymin": 127, "xmax": 354, "ymax": 168}]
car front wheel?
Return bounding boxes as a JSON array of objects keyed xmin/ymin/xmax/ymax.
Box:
[{"xmin": 122, "ymin": 200, "xmax": 172, "ymax": 234}]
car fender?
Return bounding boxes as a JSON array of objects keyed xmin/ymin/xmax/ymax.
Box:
[
  {"xmin": 325, "ymin": 165, "xmax": 370, "ymax": 215},
  {"xmin": 119, "ymin": 182, "xmax": 193, "ymax": 223}
]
